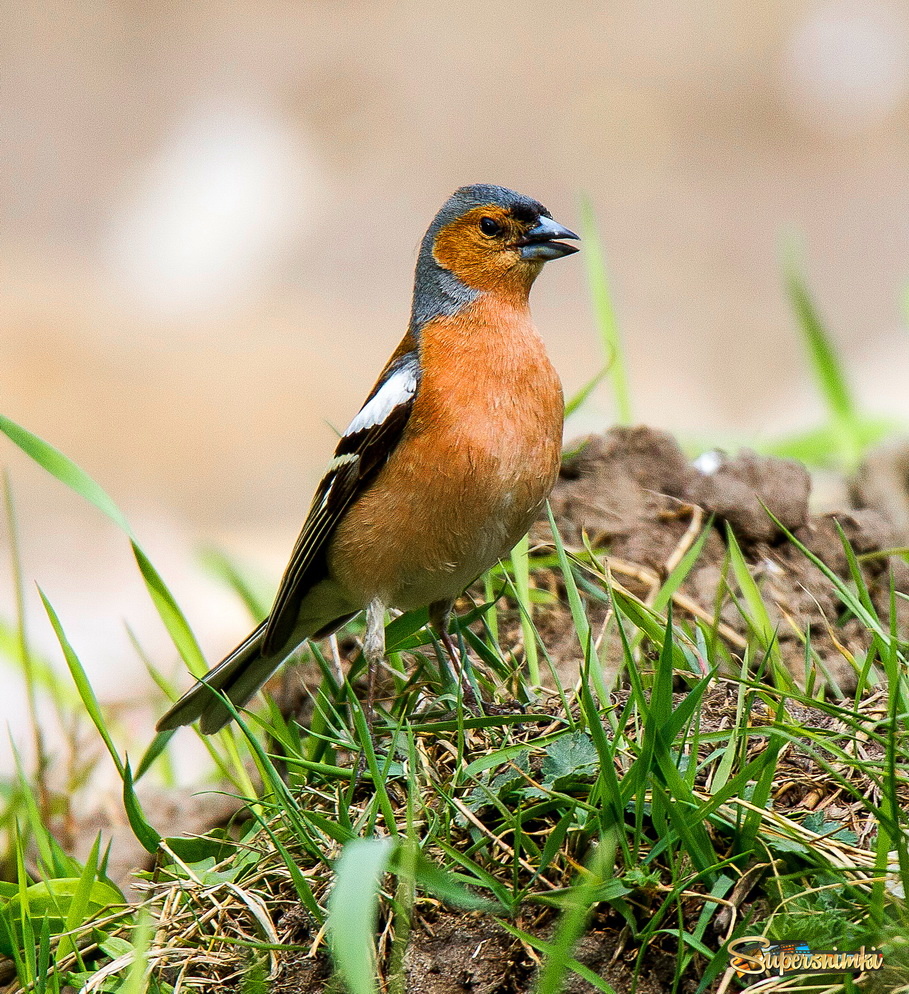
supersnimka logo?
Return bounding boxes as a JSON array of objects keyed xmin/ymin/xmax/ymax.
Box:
[{"xmin": 728, "ymin": 936, "xmax": 885, "ymax": 982}]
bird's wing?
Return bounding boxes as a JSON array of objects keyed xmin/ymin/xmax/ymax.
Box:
[{"xmin": 260, "ymin": 350, "xmax": 420, "ymax": 654}]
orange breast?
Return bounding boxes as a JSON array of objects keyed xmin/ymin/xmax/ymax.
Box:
[{"xmin": 327, "ymin": 295, "xmax": 563, "ymax": 610}]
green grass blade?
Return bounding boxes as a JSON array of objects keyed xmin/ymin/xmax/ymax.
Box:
[
  {"xmin": 769, "ymin": 508, "xmax": 902, "ymax": 662},
  {"xmin": 131, "ymin": 541, "xmax": 208, "ymax": 678},
  {"xmin": 763, "ymin": 419, "xmax": 898, "ymax": 466},
  {"xmin": 651, "ymin": 518, "xmax": 713, "ymax": 613},
  {"xmin": 510, "ymin": 534, "xmax": 539, "ymax": 685},
  {"xmin": 0, "ymin": 412, "xmax": 212, "ymax": 685},
  {"xmin": 579, "ymin": 196, "xmax": 631, "ymax": 424},
  {"xmin": 58, "ymin": 833, "xmax": 103, "ymax": 963},
  {"xmin": 784, "ymin": 255, "xmax": 854, "ymax": 422},
  {"xmin": 11, "ymin": 739, "xmax": 79, "ymax": 878},
  {"xmin": 0, "ymin": 414, "xmax": 133, "ymax": 535},
  {"xmin": 200, "ymin": 545, "xmax": 270, "ymax": 621},
  {"xmin": 545, "ymin": 504, "xmax": 607, "ymax": 703},
  {"xmin": 122, "ymin": 907, "xmax": 153, "ymax": 994},
  {"xmin": 535, "ymin": 831, "xmax": 618, "ymax": 994},
  {"xmin": 2, "ymin": 474, "xmax": 52, "ymax": 781},
  {"xmin": 564, "ymin": 366, "xmax": 608, "ymax": 418},
  {"xmin": 0, "ymin": 619, "xmax": 79, "ymax": 708},
  {"xmin": 783, "ymin": 250, "xmax": 862, "ymax": 467},
  {"xmin": 498, "ymin": 921, "xmax": 618, "ymax": 993},
  {"xmin": 14, "ymin": 834, "xmax": 35, "ymax": 984},
  {"xmin": 39, "ymin": 589, "xmax": 124, "ymax": 779},
  {"xmin": 408, "ymin": 851, "xmax": 501, "ymax": 912},
  {"xmin": 737, "ymin": 702, "xmax": 786, "ymax": 853},
  {"xmin": 607, "ymin": 585, "xmax": 689, "ymax": 673},
  {"xmin": 328, "ymin": 836, "xmax": 396, "ymax": 994},
  {"xmin": 725, "ymin": 526, "xmax": 789, "ymax": 686},
  {"xmin": 133, "ymin": 730, "xmax": 175, "ymax": 782},
  {"xmin": 122, "ymin": 760, "xmax": 161, "ymax": 854}
]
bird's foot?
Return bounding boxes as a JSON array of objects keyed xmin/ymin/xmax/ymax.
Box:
[
  {"xmin": 432, "ymin": 686, "xmax": 526, "ymax": 721},
  {"xmin": 474, "ymin": 697, "xmax": 526, "ymax": 717}
]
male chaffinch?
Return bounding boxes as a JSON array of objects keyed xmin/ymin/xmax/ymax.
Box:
[{"xmin": 158, "ymin": 184, "xmax": 579, "ymax": 734}]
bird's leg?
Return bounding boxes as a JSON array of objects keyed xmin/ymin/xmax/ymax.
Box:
[
  {"xmin": 429, "ymin": 598, "xmax": 479, "ymax": 709},
  {"xmin": 350, "ymin": 597, "xmax": 387, "ymax": 784},
  {"xmin": 363, "ymin": 597, "xmax": 387, "ymax": 730}
]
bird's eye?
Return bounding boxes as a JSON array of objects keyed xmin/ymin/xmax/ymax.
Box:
[{"xmin": 479, "ymin": 217, "xmax": 501, "ymax": 237}]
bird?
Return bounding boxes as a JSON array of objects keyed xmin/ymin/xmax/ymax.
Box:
[{"xmin": 157, "ymin": 184, "xmax": 579, "ymax": 735}]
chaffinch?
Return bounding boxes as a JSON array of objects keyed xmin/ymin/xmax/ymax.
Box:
[{"xmin": 158, "ymin": 184, "xmax": 579, "ymax": 734}]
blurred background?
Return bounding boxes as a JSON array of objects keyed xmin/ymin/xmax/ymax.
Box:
[{"xmin": 2, "ymin": 0, "xmax": 909, "ymax": 772}]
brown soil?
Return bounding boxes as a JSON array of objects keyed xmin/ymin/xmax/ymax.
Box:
[{"xmin": 272, "ymin": 910, "xmax": 687, "ymax": 994}]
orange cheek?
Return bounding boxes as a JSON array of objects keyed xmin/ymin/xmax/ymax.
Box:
[{"xmin": 433, "ymin": 215, "xmax": 525, "ymax": 292}]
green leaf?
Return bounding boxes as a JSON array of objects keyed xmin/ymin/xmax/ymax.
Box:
[
  {"xmin": 763, "ymin": 836, "xmax": 810, "ymax": 857},
  {"xmin": 802, "ymin": 811, "xmax": 859, "ymax": 845},
  {"xmin": 163, "ymin": 835, "xmax": 235, "ymax": 865},
  {"xmin": 541, "ymin": 732, "xmax": 599, "ymax": 785},
  {"xmin": 98, "ymin": 935, "xmax": 135, "ymax": 958},
  {"xmin": 0, "ymin": 877, "xmax": 122, "ymax": 958}
]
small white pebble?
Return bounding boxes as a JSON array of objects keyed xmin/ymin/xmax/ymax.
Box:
[{"xmin": 693, "ymin": 450, "xmax": 724, "ymax": 476}]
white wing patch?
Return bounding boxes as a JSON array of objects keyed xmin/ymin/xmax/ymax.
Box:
[{"xmin": 345, "ymin": 363, "xmax": 417, "ymax": 435}]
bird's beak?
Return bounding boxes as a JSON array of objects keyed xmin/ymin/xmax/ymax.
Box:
[{"xmin": 517, "ymin": 215, "xmax": 580, "ymax": 261}]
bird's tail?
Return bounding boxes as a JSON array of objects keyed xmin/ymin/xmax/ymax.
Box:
[{"xmin": 156, "ymin": 621, "xmax": 286, "ymax": 735}]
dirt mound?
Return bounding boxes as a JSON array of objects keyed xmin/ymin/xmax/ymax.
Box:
[{"xmin": 531, "ymin": 426, "xmax": 909, "ymax": 691}]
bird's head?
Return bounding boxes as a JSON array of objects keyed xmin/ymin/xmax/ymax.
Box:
[{"xmin": 414, "ymin": 185, "xmax": 579, "ymax": 315}]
